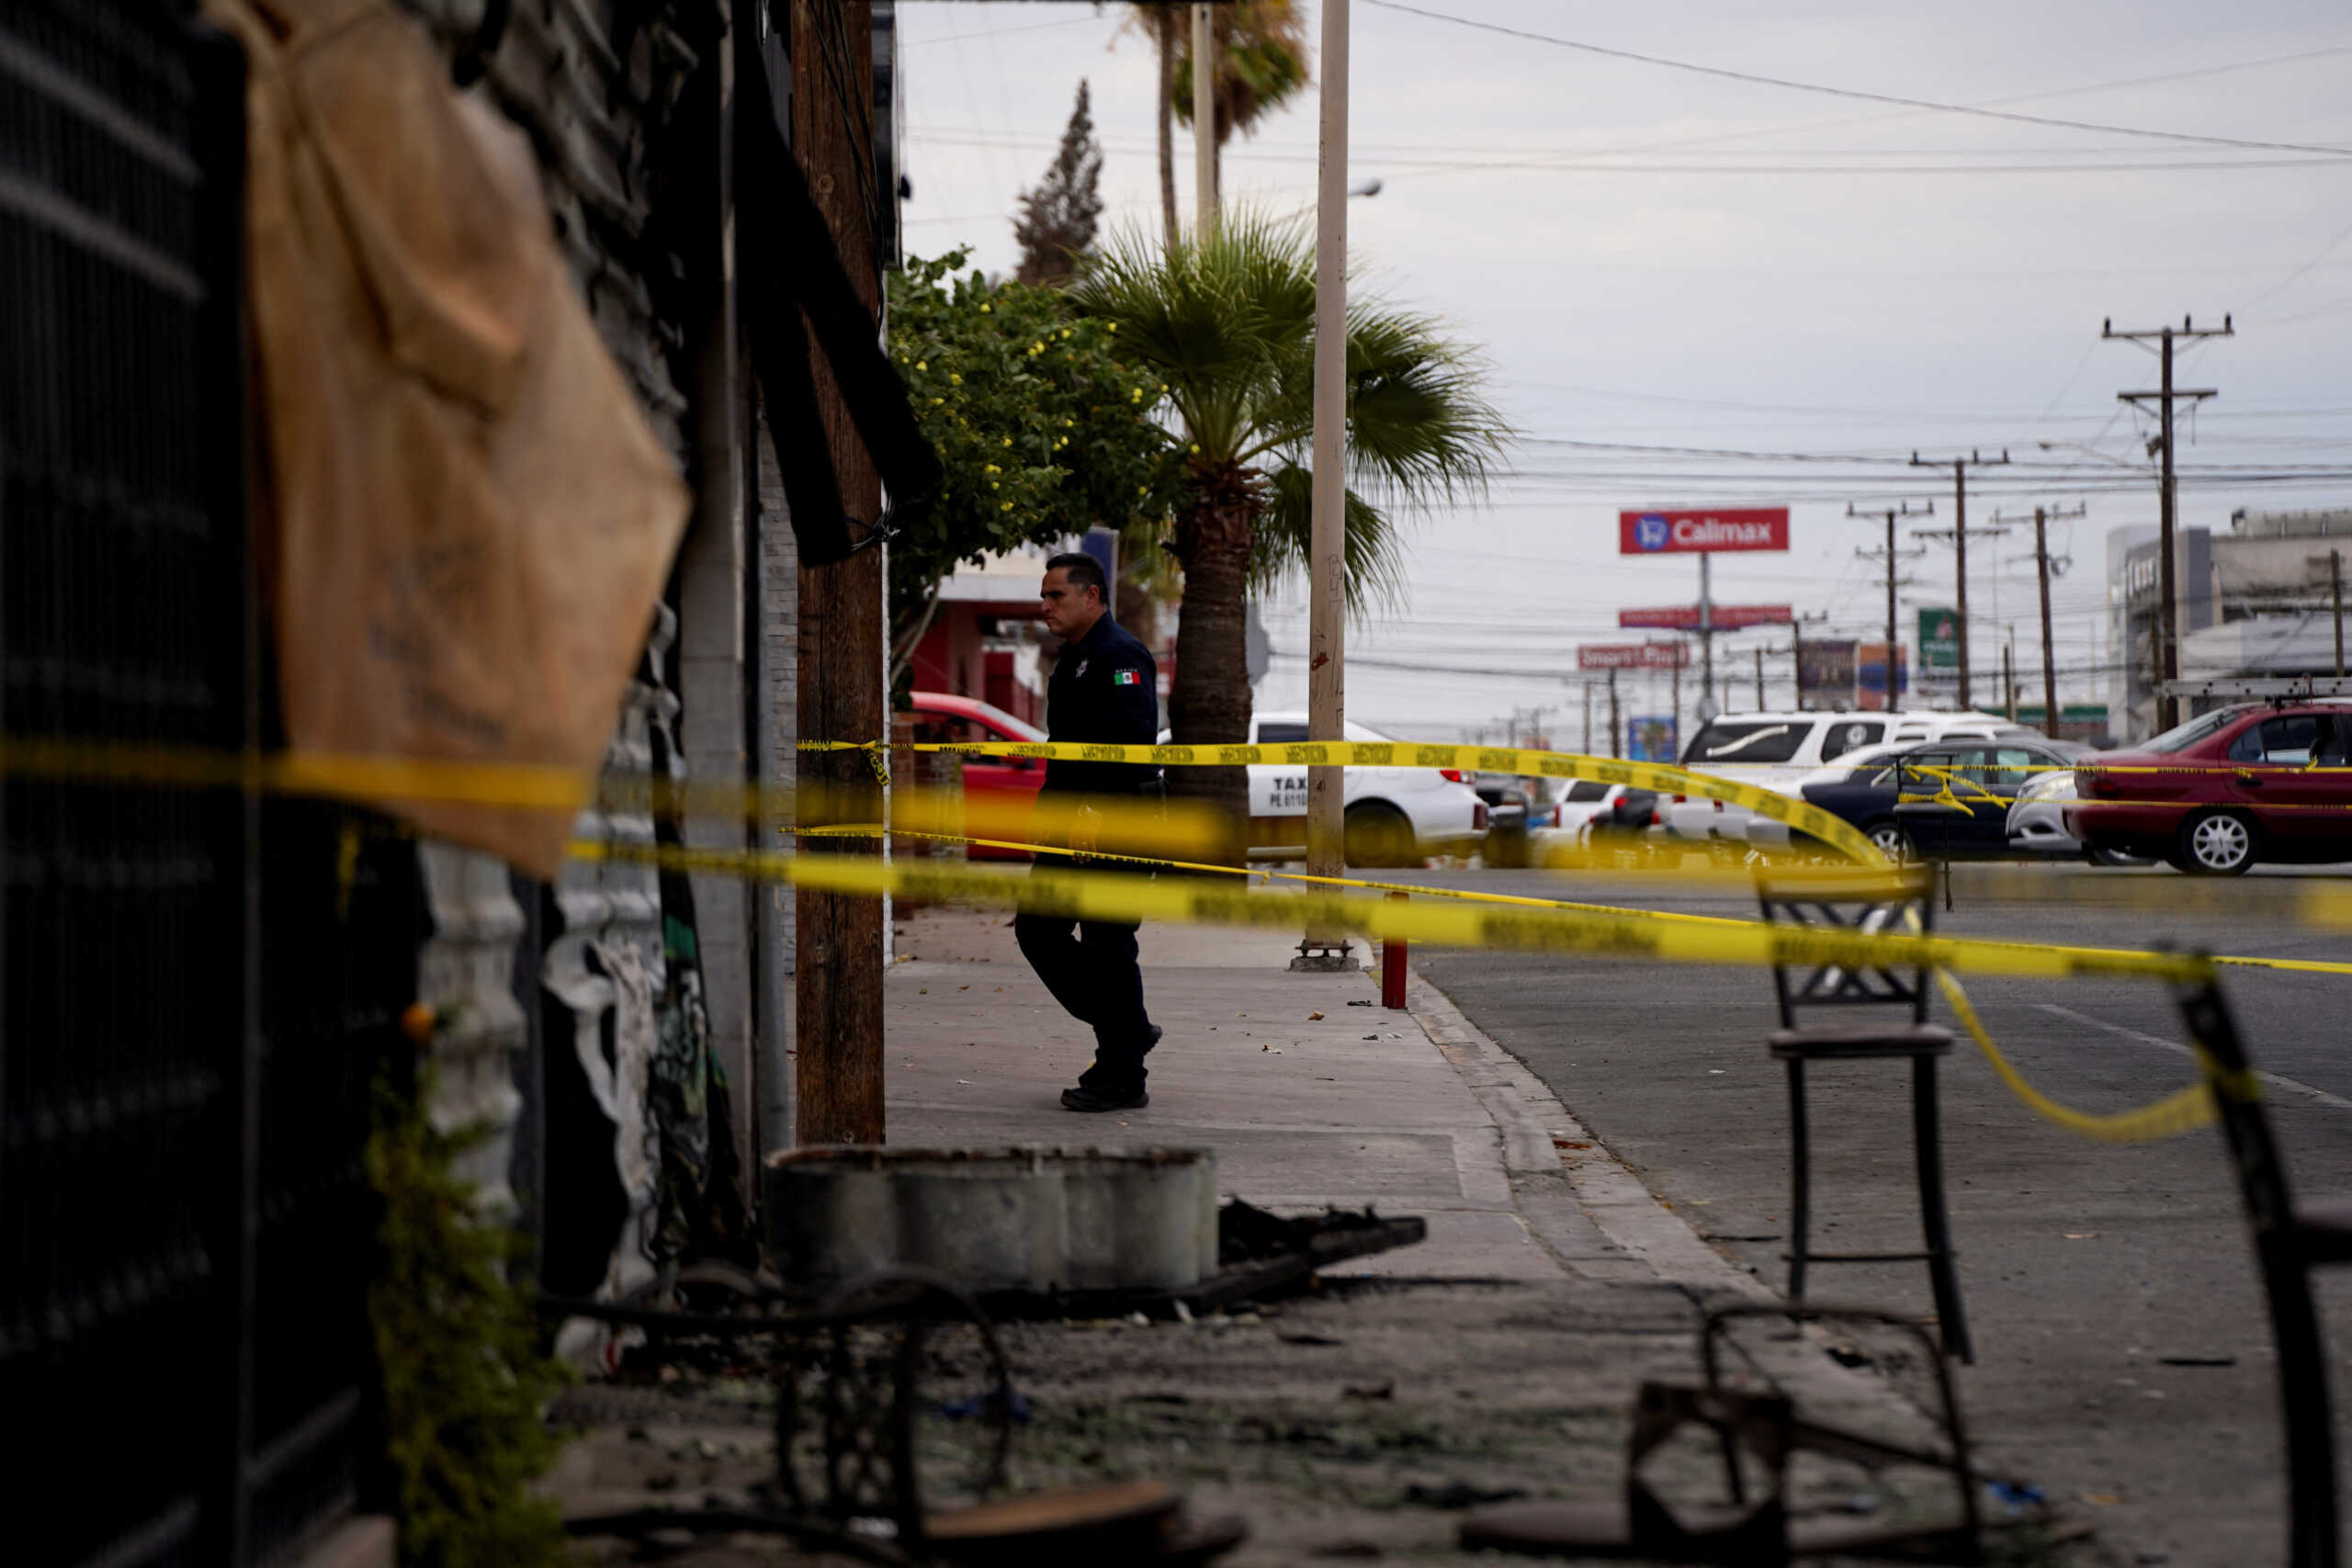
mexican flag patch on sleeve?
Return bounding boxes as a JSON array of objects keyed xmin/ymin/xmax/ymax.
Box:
[{"xmin": 1113, "ymin": 668, "xmax": 1141, "ymax": 686}]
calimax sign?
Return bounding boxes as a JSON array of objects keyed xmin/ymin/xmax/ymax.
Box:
[{"xmin": 1618, "ymin": 507, "xmax": 1790, "ymax": 555}]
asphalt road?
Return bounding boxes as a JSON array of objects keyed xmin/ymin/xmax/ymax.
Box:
[{"xmin": 1404, "ymin": 859, "xmax": 2352, "ymax": 1568}]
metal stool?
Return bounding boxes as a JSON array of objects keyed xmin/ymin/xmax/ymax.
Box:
[{"xmin": 1758, "ymin": 870, "xmax": 1973, "ymax": 1363}]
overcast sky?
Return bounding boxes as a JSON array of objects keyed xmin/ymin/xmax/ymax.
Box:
[{"xmin": 896, "ymin": 0, "xmax": 2352, "ymax": 740}]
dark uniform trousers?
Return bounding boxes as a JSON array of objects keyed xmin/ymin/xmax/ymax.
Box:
[
  {"xmin": 1015, "ymin": 612, "xmax": 1162, "ymax": 1095},
  {"xmin": 1013, "ymin": 862, "xmax": 1154, "ymax": 1093}
]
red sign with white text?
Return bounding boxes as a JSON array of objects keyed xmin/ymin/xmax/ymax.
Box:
[
  {"xmin": 1577, "ymin": 643, "xmax": 1691, "ymax": 671},
  {"xmin": 1618, "ymin": 604, "xmax": 1793, "ymax": 631},
  {"xmin": 1619, "ymin": 507, "xmax": 1790, "ymax": 555}
]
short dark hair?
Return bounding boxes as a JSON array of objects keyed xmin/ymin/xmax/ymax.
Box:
[{"xmin": 1046, "ymin": 551, "xmax": 1107, "ymax": 604}]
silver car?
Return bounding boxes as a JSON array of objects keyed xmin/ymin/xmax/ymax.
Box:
[{"xmin": 2004, "ymin": 750, "xmax": 2144, "ymax": 865}]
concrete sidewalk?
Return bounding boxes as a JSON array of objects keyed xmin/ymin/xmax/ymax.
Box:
[
  {"xmin": 886, "ymin": 904, "xmax": 1983, "ymax": 1457},
  {"xmin": 887, "ymin": 905, "xmax": 1574, "ymax": 1281},
  {"xmin": 885, "ymin": 903, "xmax": 1781, "ymax": 1297}
]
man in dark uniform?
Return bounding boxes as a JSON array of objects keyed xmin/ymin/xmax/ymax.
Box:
[{"xmin": 1016, "ymin": 552, "xmax": 1163, "ymax": 1112}]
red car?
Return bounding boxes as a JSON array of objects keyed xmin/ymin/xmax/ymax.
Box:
[
  {"xmin": 906, "ymin": 690, "xmax": 1048, "ymax": 860},
  {"xmin": 2064, "ymin": 703, "xmax": 2352, "ymax": 874}
]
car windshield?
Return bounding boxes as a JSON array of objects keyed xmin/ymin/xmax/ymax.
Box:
[
  {"xmin": 1683, "ymin": 721, "xmax": 1804, "ymax": 764},
  {"xmin": 2142, "ymin": 707, "xmax": 2247, "ymax": 754}
]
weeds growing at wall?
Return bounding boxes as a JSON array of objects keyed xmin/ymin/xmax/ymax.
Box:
[{"xmin": 368, "ymin": 1049, "xmax": 571, "ymax": 1568}]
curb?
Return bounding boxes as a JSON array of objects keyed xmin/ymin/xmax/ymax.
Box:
[
  {"xmin": 1407, "ymin": 970, "xmax": 1770, "ymax": 1293},
  {"xmin": 1406, "ymin": 965, "xmax": 1967, "ymax": 1461}
]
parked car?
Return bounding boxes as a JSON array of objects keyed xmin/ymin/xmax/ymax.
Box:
[
  {"xmin": 1666, "ymin": 709, "xmax": 2029, "ymax": 850},
  {"xmin": 2005, "ymin": 753, "xmax": 2145, "ymax": 863},
  {"xmin": 2064, "ymin": 704, "xmax": 2352, "ymax": 874},
  {"xmin": 1540, "ymin": 784, "xmax": 1666, "ymax": 865},
  {"xmin": 907, "ymin": 690, "xmax": 1049, "ymax": 860},
  {"xmin": 1790, "ymin": 747, "xmax": 1918, "ymax": 862},
  {"xmin": 1890, "ymin": 738, "xmax": 2097, "ymax": 861},
  {"xmin": 1164, "ymin": 714, "xmax": 1488, "ymax": 867},
  {"xmin": 1479, "ymin": 777, "xmax": 1570, "ymax": 868},
  {"xmin": 1552, "ymin": 777, "xmax": 1619, "ymax": 836}
]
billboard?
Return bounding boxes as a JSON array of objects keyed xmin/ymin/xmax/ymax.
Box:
[
  {"xmin": 1857, "ymin": 642, "xmax": 1909, "ymax": 710},
  {"xmin": 1619, "ymin": 507, "xmax": 1790, "ymax": 555},
  {"xmin": 1917, "ymin": 607, "xmax": 1961, "ymax": 671},
  {"xmin": 1578, "ymin": 642, "xmax": 1690, "ymax": 671},
  {"xmin": 1626, "ymin": 715, "xmax": 1679, "ymax": 762},
  {"xmin": 1619, "ymin": 604, "xmax": 1793, "ymax": 630},
  {"xmin": 1797, "ymin": 639, "xmax": 1857, "ymax": 707}
]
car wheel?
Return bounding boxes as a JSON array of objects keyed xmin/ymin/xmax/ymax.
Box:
[
  {"xmin": 1862, "ymin": 819, "xmax": 1913, "ymax": 864},
  {"xmin": 2086, "ymin": 844, "xmax": 2147, "ymax": 868},
  {"xmin": 2174, "ymin": 810, "xmax": 2258, "ymax": 876},
  {"xmin": 1344, "ymin": 803, "xmax": 1417, "ymax": 869}
]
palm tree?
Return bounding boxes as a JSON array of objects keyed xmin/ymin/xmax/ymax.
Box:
[
  {"xmin": 1072, "ymin": 213, "xmax": 1509, "ymax": 853},
  {"xmin": 1121, "ymin": 2, "xmax": 1311, "ymax": 243},
  {"xmin": 1172, "ymin": 0, "xmax": 1312, "ymax": 206},
  {"xmin": 1113, "ymin": 5, "xmax": 1182, "ymax": 244}
]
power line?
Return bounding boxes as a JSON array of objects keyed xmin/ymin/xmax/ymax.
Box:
[{"xmin": 1357, "ymin": 0, "xmax": 2352, "ymax": 158}]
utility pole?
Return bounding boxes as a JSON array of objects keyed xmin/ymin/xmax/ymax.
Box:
[
  {"xmin": 1850, "ymin": 502, "xmax": 1931, "ymax": 712},
  {"xmin": 1608, "ymin": 671, "xmax": 1621, "ymax": 760},
  {"xmin": 1754, "ymin": 646, "xmax": 1765, "ymax": 710},
  {"xmin": 793, "ymin": 0, "xmax": 885, "ymax": 1145},
  {"xmin": 1907, "ymin": 450, "xmax": 2010, "ymax": 709},
  {"xmin": 1193, "ymin": 4, "xmax": 1216, "ymax": 233},
  {"xmin": 1669, "ymin": 660, "xmax": 1682, "ymax": 754},
  {"xmin": 1789, "ymin": 611, "xmax": 1829, "ymax": 709},
  {"xmin": 2333, "ymin": 548, "xmax": 2344, "ymax": 679},
  {"xmin": 2104, "ymin": 313, "xmax": 2231, "ymax": 727},
  {"xmin": 1993, "ymin": 502, "xmax": 2085, "ymax": 739},
  {"xmin": 2002, "ymin": 633, "xmax": 2017, "ymax": 723},
  {"xmin": 1581, "ymin": 678, "xmax": 1593, "ymax": 754},
  {"xmin": 1297, "ymin": 0, "xmax": 1348, "ymax": 967}
]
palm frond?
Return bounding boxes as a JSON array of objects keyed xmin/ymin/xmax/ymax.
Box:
[{"xmin": 1255, "ymin": 464, "xmax": 1409, "ymax": 620}]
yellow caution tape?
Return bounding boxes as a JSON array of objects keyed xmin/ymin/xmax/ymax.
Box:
[
  {"xmin": 803, "ymin": 737, "xmax": 1894, "ymax": 866},
  {"xmin": 1930, "ymin": 969, "xmax": 2220, "ymax": 1142},
  {"xmin": 575, "ymin": 837, "xmax": 2213, "ymax": 986}
]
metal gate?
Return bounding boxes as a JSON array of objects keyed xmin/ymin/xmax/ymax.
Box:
[{"xmin": 1, "ymin": 5, "xmax": 411, "ymax": 1563}]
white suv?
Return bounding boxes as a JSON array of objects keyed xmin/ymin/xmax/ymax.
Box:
[{"xmin": 1660, "ymin": 710, "xmax": 2030, "ymax": 849}]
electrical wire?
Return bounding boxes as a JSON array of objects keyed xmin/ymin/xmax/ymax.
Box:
[{"xmin": 1357, "ymin": 0, "xmax": 2352, "ymax": 159}]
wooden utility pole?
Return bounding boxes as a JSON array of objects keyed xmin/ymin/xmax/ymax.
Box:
[
  {"xmin": 793, "ymin": 0, "xmax": 885, "ymax": 1146},
  {"xmin": 1849, "ymin": 502, "xmax": 1930, "ymax": 712},
  {"xmin": 2002, "ymin": 635, "xmax": 2017, "ymax": 723},
  {"xmin": 1754, "ymin": 646, "xmax": 1765, "ymax": 709},
  {"xmin": 1907, "ymin": 451, "xmax": 2009, "ymax": 709},
  {"xmin": 2333, "ymin": 548, "xmax": 2344, "ymax": 678},
  {"xmin": 1607, "ymin": 671, "xmax": 1621, "ymax": 760},
  {"xmin": 1993, "ymin": 502, "xmax": 2085, "ymax": 739},
  {"xmin": 2105, "ymin": 313, "xmax": 2231, "ymax": 727}
]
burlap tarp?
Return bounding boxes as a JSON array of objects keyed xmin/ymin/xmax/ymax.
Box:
[{"xmin": 208, "ymin": 0, "xmax": 690, "ymax": 877}]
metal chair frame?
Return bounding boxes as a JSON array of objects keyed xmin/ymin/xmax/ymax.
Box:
[
  {"xmin": 1758, "ymin": 872, "xmax": 1973, "ymax": 1363},
  {"xmin": 2175, "ymin": 975, "xmax": 2342, "ymax": 1568}
]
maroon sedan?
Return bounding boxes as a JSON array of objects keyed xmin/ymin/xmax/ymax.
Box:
[{"xmin": 2064, "ymin": 703, "xmax": 2352, "ymax": 874}]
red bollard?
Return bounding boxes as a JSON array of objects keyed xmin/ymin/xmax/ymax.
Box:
[{"xmin": 1382, "ymin": 890, "xmax": 1408, "ymax": 1009}]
